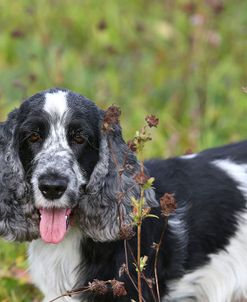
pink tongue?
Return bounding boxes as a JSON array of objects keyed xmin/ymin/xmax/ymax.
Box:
[{"xmin": 39, "ymin": 208, "xmax": 70, "ymax": 244}]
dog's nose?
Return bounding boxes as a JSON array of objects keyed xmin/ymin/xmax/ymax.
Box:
[{"xmin": 38, "ymin": 177, "xmax": 68, "ymax": 200}]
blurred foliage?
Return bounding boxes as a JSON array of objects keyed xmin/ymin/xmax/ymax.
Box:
[
  {"xmin": 0, "ymin": 0, "xmax": 247, "ymax": 300},
  {"xmin": 0, "ymin": 240, "xmax": 41, "ymax": 301}
]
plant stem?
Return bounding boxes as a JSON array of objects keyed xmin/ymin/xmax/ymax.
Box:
[
  {"xmin": 124, "ymin": 240, "xmax": 139, "ymax": 293},
  {"xmin": 137, "ymin": 221, "xmax": 142, "ymax": 302},
  {"xmin": 136, "ymin": 183, "xmax": 145, "ymax": 302},
  {"xmin": 154, "ymin": 217, "xmax": 168, "ymax": 302},
  {"xmin": 48, "ymin": 287, "xmax": 90, "ymax": 302}
]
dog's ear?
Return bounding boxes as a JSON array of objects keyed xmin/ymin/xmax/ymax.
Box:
[
  {"xmin": 79, "ymin": 109, "xmax": 157, "ymax": 242},
  {"xmin": 0, "ymin": 110, "xmax": 39, "ymax": 241}
]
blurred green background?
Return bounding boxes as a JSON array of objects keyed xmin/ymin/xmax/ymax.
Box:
[{"xmin": 0, "ymin": 0, "xmax": 247, "ymax": 300}]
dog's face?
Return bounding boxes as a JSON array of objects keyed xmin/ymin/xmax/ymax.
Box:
[
  {"xmin": 15, "ymin": 89, "xmax": 100, "ymax": 243},
  {"xmin": 0, "ymin": 88, "xmax": 157, "ymax": 243}
]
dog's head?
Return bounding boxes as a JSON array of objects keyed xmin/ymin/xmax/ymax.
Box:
[{"xmin": 0, "ymin": 88, "xmax": 157, "ymax": 243}]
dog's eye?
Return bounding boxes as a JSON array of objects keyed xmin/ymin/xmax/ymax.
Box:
[
  {"xmin": 29, "ymin": 132, "xmax": 42, "ymax": 143},
  {"xmin": 73, "ymin": 132, "xmax": 85, "ymax": 144}
]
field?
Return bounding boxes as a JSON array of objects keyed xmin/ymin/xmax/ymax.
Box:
[{"xmin": 0, "ymin": 0, "xmax": 247, "ymax": 300}]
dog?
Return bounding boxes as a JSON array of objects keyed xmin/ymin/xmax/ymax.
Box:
[{"xmin": 1, "ymin": 88, "xmax": 247, "ymax": 302}]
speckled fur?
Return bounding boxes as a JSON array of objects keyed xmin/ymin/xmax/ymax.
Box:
[{"xmin": 0, "ymin": 110, "xmax": 39, "ymax": 241}]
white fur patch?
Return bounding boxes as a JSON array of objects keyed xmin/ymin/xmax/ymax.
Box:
[
  {"xmin": 44, "ymin": 91, "xmax": 68, "ymax": 118},
  {"xmin": 213, "ymin": 159, "xmax": 247, "ymax": 200},
  {"xmin": 180, "ymin": 153, "xmax": 197, "ymax": 159},
  {"xmin": 29, "ymin": 228, "xmax": 84, "ymax": 302},
  {"xmin": 166, "ymin": 159, "xmax": 247, "ymax": 302}
]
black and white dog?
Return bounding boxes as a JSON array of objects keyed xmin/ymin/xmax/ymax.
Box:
[{"xmin": 1, "ymin": 88, "xmax": 247, "ymax": 302}]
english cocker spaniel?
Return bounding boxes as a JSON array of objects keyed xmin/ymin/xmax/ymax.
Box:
[{"xmin": 1, "ymin": 88, "xmax": 247, "ymax": 302}]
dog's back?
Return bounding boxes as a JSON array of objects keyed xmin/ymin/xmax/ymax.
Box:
[{"xmin": 145, "ymin": 140, "xmax": 247, "ymax": 301}]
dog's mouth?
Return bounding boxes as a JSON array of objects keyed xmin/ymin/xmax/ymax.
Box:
[{"xmin": 39, "ymin": 208, "xmax": 72, "ymax": 244}]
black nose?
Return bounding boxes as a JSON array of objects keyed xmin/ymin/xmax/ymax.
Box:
[{"xmin": 38, "ymin": 176, "xmax": 68, "ymax": 200}]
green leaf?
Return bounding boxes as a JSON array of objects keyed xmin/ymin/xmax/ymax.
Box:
[
  {"xmin": 146, "ymin": 214, "xmax": 159, "ymax": 219},
  {"xmin": 143, "ymin": 177, "xmax": 155, "ymax": 189}
]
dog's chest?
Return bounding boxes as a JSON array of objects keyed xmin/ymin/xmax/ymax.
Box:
[{"xmin": 28, "ymin": 228, "xmax": 84, "ymax": 302}]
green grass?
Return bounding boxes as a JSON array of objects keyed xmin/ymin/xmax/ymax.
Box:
[
  {"xmin": 0, "ymin": 240, "xmax": 41, "ymax": 301},
  {"xmin": 0, "ymin": 0, "xmax": 247, "ymax": 300}
]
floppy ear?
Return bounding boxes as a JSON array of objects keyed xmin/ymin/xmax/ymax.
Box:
[
  {"xmin": 0, "ymin": 110, "xmax": 39, "ymax": 241},
  {"xmin": 79, "ymin": 110, "xmax": 158, "ymax": 242}
]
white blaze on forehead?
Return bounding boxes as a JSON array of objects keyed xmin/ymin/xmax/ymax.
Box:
[
  {"xmin": 44, "ymin": 91, "xmax": 68, "ymax": 118},
  {"xmin": 42, "ymin": 90, "xmax": 70, "ymax": 152}
]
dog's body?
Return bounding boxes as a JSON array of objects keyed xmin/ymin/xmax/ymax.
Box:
[{"xmin": 1, "ymin": 88, "xmax": 247, "ymax": 301}]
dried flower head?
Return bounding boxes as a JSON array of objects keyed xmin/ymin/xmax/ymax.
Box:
[
  {"xmin": 182, "ymin": 2, "xmax": 197, "ymax": 15},
  {"xmin": 127, "ymin": 139, "xmax": 137, "ymax": 152},
  {"xmin": 97, "ymin": 19, "xmax": 107, "ymax": 31},
  {"xmin": 145, "ymin": 115, "xmax": 159, "ymax": 128},
  {"xmin": 88, "ymin": 280, "xmax": 108, "ymax": 295},
  {"xmin": 205, "ymin": 0, "xmax": 224, "ymax": 14},
  {"xmin": 160, "ymin": 193, "xmax": 177, "ymax": 217},
  {"xmin": 11, "ymin": 29, "xmax": 25, "ymax": 38},
  {"xmin": 111, "ymin": 280, "xmax": 127, "ymax": 297},
  {"xmin": 102, "ymin": 105, "xmax": 121, "ymax": 131},
  {"xmin": 119, "ymin": 224, "xmax": 135, "ymax": 240},
  {"xmin": 134, "ymin": 171, "xmax": 149, "ymax": 186}
]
